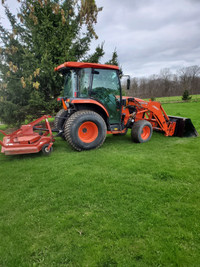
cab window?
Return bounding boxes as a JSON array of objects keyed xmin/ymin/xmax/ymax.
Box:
[
  {"xmin": 79, "ymin": 68, "xmax": 91, "ymax": 97},
  {"xmin": 91, "ymin": 69, "xmax": 121, "ymax": 124}
]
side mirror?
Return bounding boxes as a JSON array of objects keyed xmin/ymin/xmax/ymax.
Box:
[{"xmin": 127, "ymin": 78, "xmax": 130, "ymax": 90}]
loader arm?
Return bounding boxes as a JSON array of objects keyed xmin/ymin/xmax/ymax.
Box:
[{"xmin": 125, "ymin": 97, "xmax": 177, "ymax": 136}]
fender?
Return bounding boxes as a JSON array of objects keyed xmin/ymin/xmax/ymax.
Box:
[{"xmin": 70, "ymin": 99, "xmax": 109, "ymax": 118}]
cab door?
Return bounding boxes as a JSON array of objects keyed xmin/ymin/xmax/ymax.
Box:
[{"xmin": 91, "ymin": 69, "xmax": 121, "ymax": 124}]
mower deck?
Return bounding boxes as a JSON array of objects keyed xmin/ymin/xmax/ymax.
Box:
[{"xmin": 0, "ymin": 115, "xmax": 54, "ymax": 156}]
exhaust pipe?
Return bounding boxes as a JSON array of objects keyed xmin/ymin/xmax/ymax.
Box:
[{"xmin": 169, "ymin": 116, "xmax": 198, "ymax": 137}]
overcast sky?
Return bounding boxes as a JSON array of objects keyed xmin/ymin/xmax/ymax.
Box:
[
  {"xmin": 92, "ymin": 0, "xmax": 200, "ymax": 77},
  {"xmin": 1, "ymin": 0, "xmax": 200, "ymax": 77}
]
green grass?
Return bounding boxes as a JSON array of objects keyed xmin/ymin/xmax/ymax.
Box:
[
  {"xmin": 0, "ymin": 101, "xmax": 200, "ymax": 266},
  {"xmin": 145, "ymin": 94, "xmax": 200, "ymax": 103}
]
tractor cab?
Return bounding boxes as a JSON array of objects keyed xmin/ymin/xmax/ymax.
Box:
[{"xmin": 55, "ymin": 62, "xmax": 122, "ymax": 126}]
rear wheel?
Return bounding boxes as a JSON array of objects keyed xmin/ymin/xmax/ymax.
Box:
[
  {"xmin": 131, "ymin": 120, "xmax": 153, "ymax": 143},
  {"xmin": 54, "ymin": 109, "xmax": 68, "ymax": 130},
  {"xmin": 54, "ymin": 109, "xmax": 69, "ymax": 139},
  {"xmin": 64, "ymin": 110, "xmax": 107, "ymax": 151}
]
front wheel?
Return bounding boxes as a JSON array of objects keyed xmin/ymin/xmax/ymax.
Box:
[
  {"xmin": 131, "ymin": 120, "xmax": 153, "ymax": 143},
  {"xmin": 64, "ymin": 110, "xmax": 107, "ymax": 151}
]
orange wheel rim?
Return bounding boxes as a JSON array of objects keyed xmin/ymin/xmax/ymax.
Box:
[
  {"xmin": 78, "ymin": 121, "xmax": 98, "ymax": 143},
  {"xmin": 141, "ymin": 126, "xmax": 150, "ymax": 140}
]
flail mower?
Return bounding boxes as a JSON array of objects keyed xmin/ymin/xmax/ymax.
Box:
[{"xmin": 0, "ymin": 62, "xmax": 198, "ymax": 155}]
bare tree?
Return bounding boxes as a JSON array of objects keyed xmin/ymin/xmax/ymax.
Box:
[
  {"xmin": 159, "ymin": 68, "xmax": 173, "ymax": 96},
  {"xmin": 177, "ymin": 65, "xmax": 200, "ymax": 94},
  {"xmin": 122, "ymin": 65, "xmax": 200, "ymax": 98}
]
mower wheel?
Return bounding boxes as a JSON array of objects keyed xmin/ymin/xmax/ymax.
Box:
[
  {"xmin": 42, "ymin": 144, "xmax": 53, "ymax": 155},
  {"xmin": 64, "ymin": 110, "xmax": 107, "ymax": 151},
  {"xmin": 131, "ymin": 120, "xmax": 153, "ymax": 143}
]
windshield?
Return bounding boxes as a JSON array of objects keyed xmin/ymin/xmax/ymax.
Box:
[{"xmin": 64, "ymin": 70, "xmax": 77, "ymax": 98}]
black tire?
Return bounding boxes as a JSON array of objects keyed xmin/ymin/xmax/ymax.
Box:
[
  {"xmin": 54, "ymin": 109, "xmax": 69, "ymax": 140},
  {"xmin": 42, "ymin": 144, "xmax": 53, "ymax": 155},
  {"xmin": 64, "ymin": 110, "xmax": 107, "ymax": 151},
  {"xmin": 54, "ymin": 109, "xmax": 68, "ymax": 130},
  {"xmin": 131, "ymin": 120, "xmax": 153, "ymax": 143}
]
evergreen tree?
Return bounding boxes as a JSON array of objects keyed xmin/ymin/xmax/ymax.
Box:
[
  {"xmin": 105, "ymin": 49, "xmax": 119, "ymax": 66},
  {"xmin": 86, "ymin": 43, "xmax": 105, "ymax": 63},
  {"xmin": 182, "ymin": 90, "xmax": 192, "ymax": 101},
  {"xmin": 0, "ymin": 0, "xmax": 103, "ymax": 125},
  {"xmin": 105, "ymin": 49, "xmax": 123, "ymax": 76}
]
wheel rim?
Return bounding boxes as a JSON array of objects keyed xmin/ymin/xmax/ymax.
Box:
[
  {"xmin": 141, "ymin": 126, "xmax": 151, "ymax": 140},
  {"xmin": 45, "ymin": 147, "xmax": 49, "ymax": 153},
  {"xmin": 78, "ymin": 121, "xmax": 98, "ymax": 143}
]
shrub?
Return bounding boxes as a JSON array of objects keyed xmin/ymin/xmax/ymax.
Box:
[{"xmin": 182, "ymin": 90, "xmax": 192, "ymax": 101}]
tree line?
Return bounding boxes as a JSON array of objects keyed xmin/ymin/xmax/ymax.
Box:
[{"xmin": 124, "ymin": 65, "xmax": 200, "ymax": 99}]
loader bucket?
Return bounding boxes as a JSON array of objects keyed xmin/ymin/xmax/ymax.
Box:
[{"xmin": 169, "ymin": 116, "xmax": 198, "ymax": 137}]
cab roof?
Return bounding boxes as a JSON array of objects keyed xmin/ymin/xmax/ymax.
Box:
[{"xmin": 54, "ymin": 62, "xmax": 119, "ymax": 71}]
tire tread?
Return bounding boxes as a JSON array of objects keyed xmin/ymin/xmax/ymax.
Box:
[{"xmin": 54, "ymin": 109, "xmax": 67, "ymax": 129}]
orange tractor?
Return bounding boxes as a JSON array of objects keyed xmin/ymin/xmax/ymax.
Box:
[
  {"xmin": 0, "ymin": 61, "xmax": 197, "ymax": 155},
  {"xmin": 54, "ymin": 62, "xmax": 197, "ymax": 151}
]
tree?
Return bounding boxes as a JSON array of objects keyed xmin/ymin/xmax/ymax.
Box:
[
  {"xmin": 105, "ymin": 49, "xmax": 119, "ymax": 66},
  {"xmin": 159, "ymin": 68, "xmax": 172, "ymax": 95},
  {"xmin": 178, "ymin": 65, "xmax": 200, "ymax": 95},
  {"xmin": 86, "ymin": 43, "xmax": 105, "ymax": 63},
  {"xmin": 182, "ymin": 90, "xmax": 192, "ymax": 101},
  {"xmin": 0, "ymin": 0, "xmax": 103, "ymax": 125},
  {"xmin": 105, "ymin": 49, "xmax": 123, "ymax": 77}
]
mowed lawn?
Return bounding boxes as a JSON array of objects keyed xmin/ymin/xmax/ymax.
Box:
[{"xmin": 0, "ymin": 100, "xmax": 200, "ymax": 266}]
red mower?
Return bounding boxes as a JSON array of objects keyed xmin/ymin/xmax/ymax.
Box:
[{"xmin": 0, "ymin": 115, "xmax": 55, "ymax": 156}]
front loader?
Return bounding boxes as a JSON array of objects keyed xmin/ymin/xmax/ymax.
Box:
[{"xmin": 54, "ymin": 62, "xmax": 198, "ymax": 151}]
